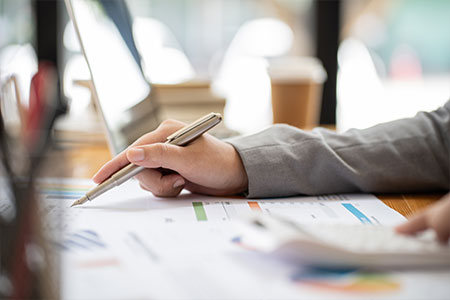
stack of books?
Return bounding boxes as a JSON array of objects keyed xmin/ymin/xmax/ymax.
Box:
[{"xmin": 153, "ymin": 80, "xmax": 226, "ymax": 124}]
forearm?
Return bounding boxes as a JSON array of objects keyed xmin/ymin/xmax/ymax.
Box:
[{"xmin": 227, "ymin": 101, "xmax": 450, "ymax": 198}]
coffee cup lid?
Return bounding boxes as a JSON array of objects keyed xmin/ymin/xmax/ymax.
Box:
[{"xmin": 267, "ymin": 56, "xmax": 327, "ymax": 83}]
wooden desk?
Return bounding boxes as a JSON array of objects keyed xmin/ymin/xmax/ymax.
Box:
[{"xmin": 54, "ymin": 143, "xmax": 442, "ymax": 219}]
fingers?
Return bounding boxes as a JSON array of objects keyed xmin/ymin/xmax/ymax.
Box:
[
  {"xmin": 92, "ymin": 120, "xmax": 186, "ymax": 184},
  {"xmin": 135, "ymin": 169, "xmax": 185, "ymax": 197},
  {"xmin": 396, "ymin": 194, "xmax": 450, "ymax": 244},
  {"xmin": 395, "ymin": 213, "xmax": 427, "ymax": 235},
  {"xmin": 429, "ymin": 198, "xmax": 450, "ymax": 243},
  {"xmin": 127, "ymin": 143, "xmax": 187, "ymax": 172},
  {"xmin": 434, "ymin": 218, "xmax": 450, "ymax": 244},
  {"xmin": 92, "ymin": 150, "xmax": 129, "ymax": 183}
]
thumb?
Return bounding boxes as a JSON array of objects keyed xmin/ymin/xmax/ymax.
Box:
[{"xmin": 126, "ymin": 143, "xmax": 186, "ymax": 171}]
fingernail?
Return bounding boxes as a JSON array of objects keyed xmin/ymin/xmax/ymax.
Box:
[
  {"xmin": 128, "ymin": 148, "xmax": 145, "ymax": 162},
  {"xmin": 173, "ymin": 179, "xmax": 184, "ymax": 189}
]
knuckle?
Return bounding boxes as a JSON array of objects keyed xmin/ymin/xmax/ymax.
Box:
[
  {"xmin": 134, "ymin": 173, "xmax": 146, "ymax": 182},
  {"xmin": 160, "ymin": 119, "xmax": 178, "ymax": 129},
  {"xmin": 132, "ymin": 132, "xmax": 152, "ymax": 146},
  {"xmin": 154, "ymin": 182, "xmax": 166, "ymax": 197},
  {"xmin": 152, "ymin": 175, "xmax": 177, "ymax": 197},
  {"xmin": 139, "ymin": 182, "xmax": 150, "ymax": 192},
  {"xmin": 159, "ymin": 119, "xmax": 185, "ymax": 131},
  {"xmin": 161, "ymin": 119, "xmax": 176, "ymax": 126}
]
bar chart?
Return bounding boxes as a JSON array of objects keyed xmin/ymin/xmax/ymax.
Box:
[{"xmin": 190, "ymin": 196, "xmax": 379, "ymax": 225}]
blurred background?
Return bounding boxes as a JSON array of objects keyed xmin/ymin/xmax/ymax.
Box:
[
  {"xmin": 1, "ymin": 0, "xmax": 449, "ymax": 137},
  {"xmin": 0, "ymin": 1, "xmax": 449, "ymax": 297}
]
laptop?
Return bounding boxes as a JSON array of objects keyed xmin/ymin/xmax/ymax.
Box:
[{"xmin": 65, "ymin": 0, "xmax": 160, "ymax": 155}]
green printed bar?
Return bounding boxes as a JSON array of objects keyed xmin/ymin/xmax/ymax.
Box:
[{"xmin": 193, "ymin": 202, "xmax": 208, "ymax": 221}]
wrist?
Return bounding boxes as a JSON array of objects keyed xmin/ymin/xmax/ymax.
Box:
[{"xmin": 227, "ymin": 143, "xmax": 248, "ymax": 194}]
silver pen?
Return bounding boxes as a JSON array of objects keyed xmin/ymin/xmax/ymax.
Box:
[{"xmin": 71, "ymin": 112, "xmax": 222, "ymax": 207}]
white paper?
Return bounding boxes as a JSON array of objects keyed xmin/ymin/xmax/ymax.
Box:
[{"xmin": 37, "ymin": 178, "xmax": 450, "ymax": 300}]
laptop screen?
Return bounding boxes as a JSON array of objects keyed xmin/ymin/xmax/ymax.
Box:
[{"xmin": 65, "ymin": 0, "xmax": 159, "ymax": 154}]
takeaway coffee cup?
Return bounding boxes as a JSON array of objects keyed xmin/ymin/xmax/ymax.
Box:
[{"xmin": 268, "ymin": 57, "xmax": 327, "ymax": 129}]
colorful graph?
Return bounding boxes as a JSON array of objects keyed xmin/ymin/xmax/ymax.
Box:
[
  {"xmin": 38, "ymin": 182, "xmax": 91, "ymax": 200},
  {"xmin": 291, "ymin": 268, "xmax": 400, "ymax": 293},
  {"xmin": 191, "ymin": 200, "xmax": 379, "ymax": 224},
  {"xmin": 192, "ymin": 201, "xmax": 262, "ymax": 221}
]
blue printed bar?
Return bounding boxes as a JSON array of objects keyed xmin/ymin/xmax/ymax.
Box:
[{"xmin": 342, "ymin": 203, "xmax": 372, "ymax": 224}]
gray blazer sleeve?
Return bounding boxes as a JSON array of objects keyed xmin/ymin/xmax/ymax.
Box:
[{"xmin": 227, "ymin": 100, "xmax": 450, "ymax": 198}]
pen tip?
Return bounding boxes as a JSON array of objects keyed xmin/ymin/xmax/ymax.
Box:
[{"xmin": 70, "ymin": 195, "xmax": 87, "ymax": 207}]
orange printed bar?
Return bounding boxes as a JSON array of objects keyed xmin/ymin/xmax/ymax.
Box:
[{"xmin": 248, "ymin": 201, "xmax": 262, "ymax": 212}]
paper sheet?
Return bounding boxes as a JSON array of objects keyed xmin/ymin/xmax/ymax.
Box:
[{"xmin": 37, "ymin": 178, "xmax": 450, "ymax": 300}]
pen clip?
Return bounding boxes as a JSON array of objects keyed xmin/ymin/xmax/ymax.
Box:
[{"xmin": 166, "ymin": 112, "xmax": 221, "ymax": 144}]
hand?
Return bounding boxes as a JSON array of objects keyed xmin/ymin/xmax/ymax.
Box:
[
  {"xmin": 92, "ymin": 119, "xmax": 248, "ymax": 197},
  {"xmin": 396, "ymin": 193, "xmax": 450, "ymax": 244}
]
